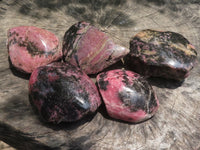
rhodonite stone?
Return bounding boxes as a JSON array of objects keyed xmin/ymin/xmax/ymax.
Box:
[
  {"xmin": 126, "ymin": 29, "xmax": 197, "ymax": 81},
  {"xmin": 7, "ymin": 26, "xmax": 62, "ymax": 73},
  {"xmin": 62, "ymin": 21, "xmax": 129, "ymax": 74},
  {"xmin": 29, "ymin": 62, "xmax": 101, "ymax": 123},
  {"xmin": 97, "ymin": 69, "xmax": 159, "ymax": 123}
]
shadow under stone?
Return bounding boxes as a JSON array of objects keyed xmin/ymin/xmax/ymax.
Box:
[
  {"xmin": 147, "ymin": 77, "xmax": 183, "ymax": 89},
  {"xmin": 38, "ymin": 111, "xmax": 97, "ymax": 132},
  {"xmin": 8, "ymin": 57, "xmax": 30, "ymax": 80}
]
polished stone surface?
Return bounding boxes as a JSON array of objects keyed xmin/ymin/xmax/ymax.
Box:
[
  {"xmin": 0, "ymin": 1, "xmax": 200, "ymax": 150},
  {"xmin": 126, "ymin": 29, "xmax": 197, "ymax": 81},
  {"xmin": 62, "ymin": 21, "xmax": 129, "ymax": 74},
  {"xmin": 97, "ymin": 69, "xmax": 159, "ymax": 123},
  {"xmin": 7, "ymin": 26, "xmax": 62, "ymax": 73},
  {"xmin": 29, "ymin": 62, "xmax": 101, "ymax": 123}
]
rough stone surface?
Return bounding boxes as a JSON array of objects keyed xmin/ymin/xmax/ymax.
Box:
[
  {"xmin": 29, "ymin": 62, "xmax": 101, "ymax": 123},
  {"xmin": 97, "ymin": 69, "xmax": 159, "ymax": 123},
  {"xmin": 7, "ymin": 26, "xmax": 62, "ymax": 73},
  {"xmin": 126, "ymin": 29, "xmax": 198, "ymax": 81},
  {"xmin": 62, "ymin": 21, "xmax": 129, "ymax": 74}
]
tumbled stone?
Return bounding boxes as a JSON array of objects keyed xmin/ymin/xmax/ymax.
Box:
[
  {"xmin": 126, "ymin": 29, "xmax": 197, "ymax": 81},
  {"xmin": 7, "ymin": 26, "xmax": 62, "ymax": 73},
  {"xmin": 62, "ymin": 21, "xmax": 129, "ymax": 74},
  {"xmin": 29, "ymin": 62, "xmax": 101, "ymax": 123},
  {"xmin": 97, "ymin": 69, "xmax": 159, "ymax": 123}
]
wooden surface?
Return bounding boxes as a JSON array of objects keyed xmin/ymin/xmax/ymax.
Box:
[
  {"xmin": 0, "ymin": 141, "xmax": 15, "ymax": 150},
  {"xmin": 0, "ymin": 0, "xmax": 200, "ymax": 150}
]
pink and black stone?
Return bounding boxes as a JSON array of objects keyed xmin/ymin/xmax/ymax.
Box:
[
  {"xmin": 7, "ymin": 26, "xmax": 62, "ymax": 73},
  {"xmin": 97, "ymin": 69, "xmax": 159, "ymax": 123},
  {"xmin": 29, "ymin": 62, "xmax": 101, "ymax": 123},
  {"xmin": 126, "ymin": 29, "xmax": 197, "ymax": 81},
  {"xmin": 62, "ymin": 21, "xmax": 129, "ymax": 74}
]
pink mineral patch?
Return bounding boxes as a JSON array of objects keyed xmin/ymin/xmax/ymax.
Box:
[
  {"xmin": 97, "ymin": 69, "xmax": 159, "ymax": 123},
  {"xmin": 62, "ymin": 21, "xmax": 129, "ymax": 74},
  {"xmin": 7, "ymin": 26, "xmax": 62, "ymax": 73},
  {"xmin": 29, "ymin": 62, "xmax": 102, "ymax": 123}
]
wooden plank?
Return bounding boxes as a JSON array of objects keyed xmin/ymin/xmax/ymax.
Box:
[{"xmin": 0, "ymin": 1, "xmax": 200, "ymax": 150}]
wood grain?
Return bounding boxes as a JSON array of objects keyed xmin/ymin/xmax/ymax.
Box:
[
  {"xmin": 0, "ymin": 141, "xmax": 16, "ymax": 150},
  {"xmin": 0, "ymin": 0, "xmax": 200, "ymax": 150}
]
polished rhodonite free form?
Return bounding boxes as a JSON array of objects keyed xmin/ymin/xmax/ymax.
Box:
[
  {"xmin": 97, "ymin": 69, "xmax": 159, "ymax": 123},
  {"xmin": 62, "ymin": 21, "xmax": 130, "ymax": 74},
  {"xmin": 126, "ymin": 29, "xmax": 197, "ymax": 81},
  {"xmin": 7, "ymin": 26, "xmax": 62, "ymax": 73},
  {"xmin": 29, "ymin": 62, "xmax": 101, "ymax": 123}
]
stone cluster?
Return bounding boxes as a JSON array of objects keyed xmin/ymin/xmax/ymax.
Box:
[{"xmin": 7, "ymin": 22, "xmax": 197, "ymax": 123}]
